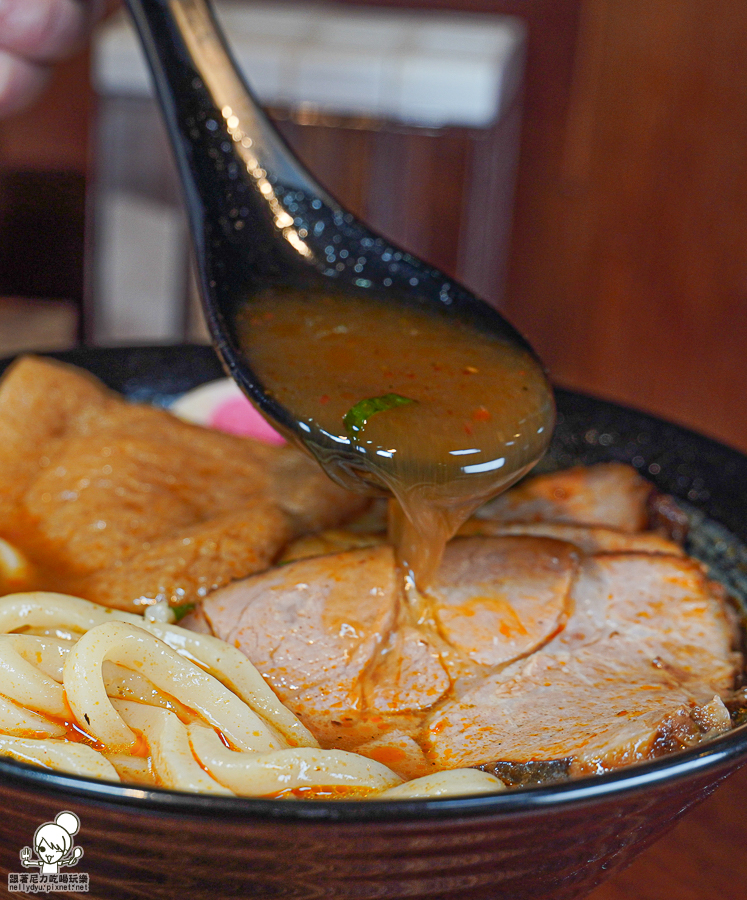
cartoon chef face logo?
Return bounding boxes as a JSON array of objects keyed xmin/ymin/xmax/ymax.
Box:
[{"xmin": 20, "ymin": 811, "xmax": 83, "ymax": 875}]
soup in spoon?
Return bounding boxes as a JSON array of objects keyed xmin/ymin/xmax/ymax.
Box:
[{"xmin": 237, "ymin": 287, "xmax": 555, "ymax": 587}]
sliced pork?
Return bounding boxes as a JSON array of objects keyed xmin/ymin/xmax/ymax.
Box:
[
  {"xmin": 199, "ymin": 533, "xmax": 739, "ymax": 780},
  {"xmin": 423, "ymin": 553, "xmax": 738, "ymax": 774},
  {"xmin": 428, "ymin": 537, "xmax": 578, "ymax": 671},
  {"xmin": 202, "ymin": 546, "xmax": 400, "ymax": 746},
  {"xmin": 457, "ymin": 520, "xmax": 683, "ymax": 556},
  {"xmin": 475, "ymin": 462, "xmax": 653, "ymax": 532}
]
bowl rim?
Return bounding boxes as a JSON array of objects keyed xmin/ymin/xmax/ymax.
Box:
[
  {"xmin": 0, "ymin": 724, "xmax": 745, "ymax": 822},
  {"xmin": 1, "ymin": 343, "xmax": 746, "ymax": 823}
]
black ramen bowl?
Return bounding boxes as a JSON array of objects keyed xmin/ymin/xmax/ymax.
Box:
[{"xmin": 0, "ymin": 343, "xmax": 746, "ymax": 900}]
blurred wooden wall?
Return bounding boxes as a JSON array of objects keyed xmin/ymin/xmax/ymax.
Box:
[
  {"xmin": 0, "ymin": 53, "xmax": 91, "ymax": 309},
  {"xmin": 502, "ymin": 0, "xmax": 747, "ymax": 456},
  {"xmin": 349, "ymin": 0, "xmax": 747, "ymax": 453},
  {"xmin": 1, "ymin": 0, "xmax": 747, "ymax": 455}
]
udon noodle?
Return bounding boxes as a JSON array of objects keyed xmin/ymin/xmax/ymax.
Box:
[{"xmin": 0, "ymin": 588, "xmax": 504, "ymax": 799}]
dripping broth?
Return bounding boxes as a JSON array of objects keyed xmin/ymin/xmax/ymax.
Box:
[{"xmin": 237, "ymin": 289, "xmax": 554, "ymax": 584}]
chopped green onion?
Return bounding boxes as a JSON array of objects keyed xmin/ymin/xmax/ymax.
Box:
[
  {"xmin": 171, "ymin": 602, "xmax": 196, "ymax": 622},
  {"xmin": 343, "ymin": 394, "xmax": 416, "ymax": 437}
]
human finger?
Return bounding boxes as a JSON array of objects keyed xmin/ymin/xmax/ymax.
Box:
[
  {"xmin": 0, "ymin": 49, "xmax": 50, "ymax": 117},
  {"xmin": 0, "ymin": 0, "xmax": 104, "ymax": 64}
]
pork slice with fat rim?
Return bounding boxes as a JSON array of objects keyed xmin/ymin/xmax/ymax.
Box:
[
  {"xmin": 457, "ymin": 520, "xmax": 684, "ymax": 557},
  {"xmin": 422, "ymin": 552, "xmax": 739, "ymax": 772},
  {"xmin": 200, "ymin": 536, "xmax": 580, "ymax": 755},
  {"xmin": 201, "ymin": 546, "xmax": 400, "ymax": 745},
  {"xmin": 428, "ymin": 536, "xmax": 579, "ymax": 671},
  {"xmin": 476, "ymin": 463, "xmax": 653, "ymax": 533}
]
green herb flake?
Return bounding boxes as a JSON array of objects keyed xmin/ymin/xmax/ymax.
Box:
[
  {"xmin": 171, "ymin": 602, "xmax": 197, "ymax": 622},
  {"xmin": 343, "ymin": 393, "xmax": 416, "ymax": 437}
]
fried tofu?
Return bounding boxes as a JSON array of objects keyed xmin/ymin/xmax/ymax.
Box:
[{"xmin": 0, "ymin": 357, "xmax": 367, "ymax": 611}]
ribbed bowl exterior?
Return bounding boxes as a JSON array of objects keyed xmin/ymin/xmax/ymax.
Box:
[{"xmin": 0, "ymin": 762, "xmax": 735, "ymax": 899}]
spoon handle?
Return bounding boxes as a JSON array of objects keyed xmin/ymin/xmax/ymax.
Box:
[
  {"xmin": 124, "ymin": 0, "xmax": 339, "ymax": 308},
  {"xmin": 122, "ymin": 0, "xmax": 537, "ymax": 430},
  {"xmin": 125, "ymin": 0, "xmax": 330, "ymax": 194}
]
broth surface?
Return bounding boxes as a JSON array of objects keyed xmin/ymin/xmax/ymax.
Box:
[{"xmin": 237, "ymin": 289, "xmax": 555, "ymax": 585}]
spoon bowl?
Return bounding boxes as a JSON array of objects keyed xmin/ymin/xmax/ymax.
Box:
[{"xmin": 124, "ymin": 0, "xmax": 552, "ymax": 496}]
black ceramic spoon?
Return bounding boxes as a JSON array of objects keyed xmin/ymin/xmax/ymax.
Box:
[{"xmin": 124, "ymin": 0, "xmax": 550, "ymax": 493}]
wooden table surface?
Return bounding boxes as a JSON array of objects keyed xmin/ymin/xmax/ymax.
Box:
[{"xmin": 588, "ymin": 763, "xmax": 747, "ymax": 900}]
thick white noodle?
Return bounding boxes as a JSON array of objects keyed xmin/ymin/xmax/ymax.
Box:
[
  {"xmin": 0, "ymin": 592, "xmax": 508, "ymax": 800},
  {"xmin": 378, "ymin": 769, "xmax": 506, "ymax": 799},
  {"xmin": 114, "ymin": 700, "xmax": 233, "ymax": 795},
  {"xmin": 7, "ymin": 634, "xmax": 72, "ymax": 682},
  {"xmin": 188, "ymin": 723, "xmax": 402, "ymax": 796},
  {"xmin": 0, "ymin": 591, "xmax": 140, "ymax": 634},
  {"xmin": 0, "ymin": 734, "xmax": 119, "ymax": 780},
  {"xmin": 0, "ymin": 594, "xmax": 317, "ymax": 749},
  {"xmin": 64, "ymin": 621, "xmax": 288, "ymax": 753},
  {"xmin": 103, "ymin": 661, "xmax": 195, "ymax": 721},
  {"xmin": 0, "ymin": 694, "xmax": 66, "ymax": 737},
  {"xmin": 20, "ymin": 627, "xmax": 80, "ymax": 643},
  {"xmin": 0, "ymin": 636, "xmax": 68, "ymax": 717},
  {"xmin": 140, "ymin": 617, "xmax": 319, "ymax": 749},
  {"xmin": 103, "ymin": 752, "xmax": 155, "ymax": 786}
]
